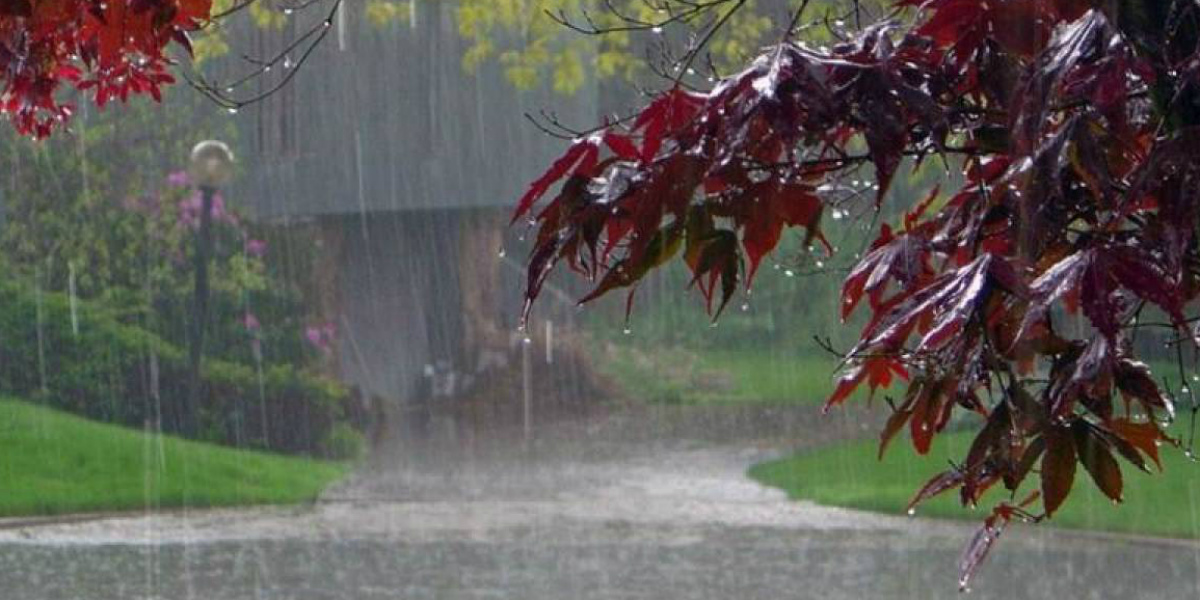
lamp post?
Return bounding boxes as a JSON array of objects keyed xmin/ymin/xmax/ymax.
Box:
[{"xmin": 184, "ymin": 140, "xmax": 235, "ymax": 436}]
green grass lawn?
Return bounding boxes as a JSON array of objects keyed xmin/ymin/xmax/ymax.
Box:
[
  {"xmin": 750, "ymin": 427, "xmax": 1200, "ymax": 539},
  {"xmin": 0, "ymin": 398, "xmax": 348, "ymax": 517},
  {"xmin": 599, "ymin": 345, "xmax": 855, "ymax": 406}
]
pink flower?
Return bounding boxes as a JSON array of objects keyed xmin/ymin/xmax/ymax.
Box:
[
  {"xmin": 245, "ymin": 238, "xmax": 268, "ymax": 257},
  {"xmin": 166, "ymin": 170, "xmax": 191, "ymax": 187},
  {"xmin": 178, "ymin": 191, "xmax": 237, "ymax": 230},
  {"xmin": 305, "ymin": 322, "xmax": 337, "ymax": 355},
  {"xmin": 242, "ymin": 312, "xmax": 261, "ymax": 332}
]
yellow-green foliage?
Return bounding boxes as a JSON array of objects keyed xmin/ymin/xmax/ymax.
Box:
[
  {"xmin": 365, "ymin": 0, "xmax": 413, "ymax": 28},
  {"xmin": 194, "ymin": 0, "xmax": 856, "ymax": 94},
  {"xmin": 455, "ymin": 0, "xmax": 783, "ymax": 94},
  {"xmin": 249, "ymin": 0, "xmax": 290, "ymax": 29},
  {"xmin": 451, "ymin": 0, "xmax": 844, "ymax": 93},
  {"xmin": 190, "ymin": 0, "xmax": 237, "ymax": 64}
]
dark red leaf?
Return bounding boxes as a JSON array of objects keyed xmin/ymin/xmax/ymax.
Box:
[
  {"xmin": 909, "ymin": 379, "xmax": 939, "ymax": 455},
  {"xmin": 1041, "ymin": 424, "xmax": 1077, "ymax": 517},
  {"xmin": 878, "ymin": 402, "xmax": 914, "ymax": 459},
  {"xmin": 965, "ymin": 402, "xmax": 1009, "ymax": 473},
  {"xmin": 1109, "ymin": 419, "xmax": 1171, "ymax": 471},
  {"xmin": 907, "ymin": 469, "xmax": 965, "ymax": 513},
  {"xmin": 1114, "ymin": 359, "xmax": 1172, "ymax": 418},
  {"xmin": 0, "ymin": 0, "xmax": 32, "ymax": 17},
  {"xmin": 1072, "ymin": 421, "xmax": 1123, "ymax": 503},
  {"xmin": 840, "ymin": 231, "xmax": 930, "ymax": 320},
  {"xmin": 826, "ymin": 364, "xmax": 868, "ymax": 411},
  {"xmin": 824, "ymin": 357, "xmax": 909, "ymax": 412},
  {"xmin": 957, "ymin": 514, "xmax": 1008, "ymax": 592},
  {"xmin": 513, "ymin": 140, "xmax": 595, "ymax": 224},
  {"xmin": 1008, "ymin": 436, "xmax": 1046, "ymax": 491},
  {"xmin": 603, "ymin": 132, "xmax": 640, "ymax": 161}
]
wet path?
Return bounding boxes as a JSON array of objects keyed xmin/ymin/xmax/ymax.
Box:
[{"xmin": 0, "ymin": 404, "xmax": 1198, "ymax": 599}]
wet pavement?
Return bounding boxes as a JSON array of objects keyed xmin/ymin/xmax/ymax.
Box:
[{"xmin": 0, "ymin": 403, "xmax": 1198, "ymax": 599}]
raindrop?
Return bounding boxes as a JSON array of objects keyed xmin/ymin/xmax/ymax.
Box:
[
  {"xmin": 651, "ymin": 26, "xmax": 664, "ymax": 34},
  {"xmin": 784, "ymin": 269, "xmax": 795, "ymax": 277},
  {"xmin": 740, "ymin": 303, "xmax": 750, "ymax": 312},
  {"xmin": 907, "ymin": 508, "xmax": 916, "ymax": 516},
  {"xmin": 623, "ymin": 327, "xmax": 632, "ymax": 335},
  {"xmin": 497, "ymin": 247, "xmax": 507, "ymax": 258},
  {"xmin": 226, "ymin": 107, "xmax": 239, "ymax": 115}
]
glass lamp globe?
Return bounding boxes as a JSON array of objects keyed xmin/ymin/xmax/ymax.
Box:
[{"xmin": 188, "ymin": 140, "xmax": 236, "ymax": 188}]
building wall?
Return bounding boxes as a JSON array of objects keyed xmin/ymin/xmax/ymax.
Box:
[
  {"xmin": 233, "ymin": 1, "xmax": 601, "ymax": 219},
  {"xmin": 315, "ymin": 208, "xmax": 535, "ymax": 404},
  {"xmin": 227, "ymin": 3, "xmax": 606, "ymax": 404}
]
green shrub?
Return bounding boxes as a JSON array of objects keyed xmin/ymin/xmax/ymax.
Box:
[
  {"xmin": 0, "ymin": 277, "xmax": 362, "ymax": 456},
  {"xmin": 200, "ymin": 361, "xmax": 351, "ymax": 455},
  {"xmin": 319, "ymin": 422, "xmax": 367, "ymax": 461}
]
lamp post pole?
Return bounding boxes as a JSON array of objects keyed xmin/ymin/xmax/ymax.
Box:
[
  {"xmin": 185, "ymin": 141, "xmax": 235, "ymax": 437},
  {"xmin": 185, "ymin": 185, "xmax": 216, "ymax": 436}
]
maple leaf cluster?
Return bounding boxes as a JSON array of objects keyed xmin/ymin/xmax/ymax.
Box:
[
  {"xmin": 518, "ymin": 0, "xmax": 1200, "ymax": 587},
  {"xmin": 0, "ymin": 0, "xmax": 210, "ymax": 137}
]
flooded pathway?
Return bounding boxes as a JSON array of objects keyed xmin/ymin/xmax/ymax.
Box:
[{"xmin": 0, "ymin": 404, "xmax": 1197, "ymax": 599}]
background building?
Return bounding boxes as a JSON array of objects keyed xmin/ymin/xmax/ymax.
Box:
[{"xmin": 233, "ymin": 3, "xmax": 602, "ymax": 407}]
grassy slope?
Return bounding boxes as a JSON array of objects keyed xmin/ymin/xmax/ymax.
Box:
[
  {"xmin": 599, "ymin": 346, "xmax": 854, "ymax": 405},
  {"xmin": 0, "ymin": 398, "xmax": 347, "ymax": 516},
  {"xmin": 750, "ymin": 428, "xmax": 1200, "ymax": 539}
]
